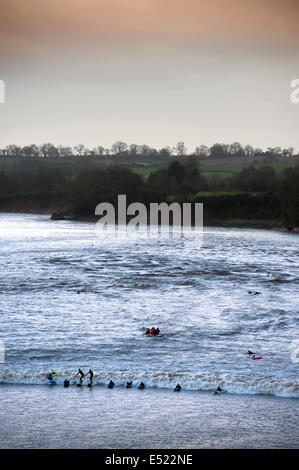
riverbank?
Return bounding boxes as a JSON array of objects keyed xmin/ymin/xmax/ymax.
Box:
[
  {"xmin": 0, "ymin": 195, "xmax": 296, "ymax": 230},
  {"xmin": 0, "ymin": 384, "xmax": 298, "ymax": 449}
]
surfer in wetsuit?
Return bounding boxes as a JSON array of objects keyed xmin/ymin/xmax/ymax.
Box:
[
  {"xmin": 47, "ymin": 370, "xmax": 56, "ymax": 381},
  {"xmin": 75, "ymin": 369, "xmax": 85, "ymax": 384},
  {"xmin": 86, "ymin": 369, "xmax": 94, "ymax": 384}
]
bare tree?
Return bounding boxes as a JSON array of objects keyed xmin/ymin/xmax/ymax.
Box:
[
  {"xmin": 195, "ymin": 145, "xmax": 209, "ymax": 158},
  {"xmin": 129, "ymin": 144, "xmax": 141, "ymax": 155},
  {"xmin": 175, "ymin": 141, "xmax": 187, "ymax": 156},
  {"xmin": 111, "ymin": 141, "xmax": 128, "ymax": 155},
  {"xmin": 39, "ymin": 143, "xmax": 59, "ymax": 158},
  {"xmin": 74, "ymin": 144, "xmax": 88, "ymax": 156}
]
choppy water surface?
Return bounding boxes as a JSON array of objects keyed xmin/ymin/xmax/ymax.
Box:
[{"xmin": 0, "ymin": 213, "xmax": 298, "ymax": 397}]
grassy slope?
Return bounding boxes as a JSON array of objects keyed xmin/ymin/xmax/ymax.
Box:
[{"xmin": 131, "ymin": 162, "xmax": 297, "ymax": 180}]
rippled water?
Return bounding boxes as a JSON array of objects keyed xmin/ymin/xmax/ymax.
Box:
[{"xmin": 0, "ymin": 213, "xmax": 298, "ymax": 397}]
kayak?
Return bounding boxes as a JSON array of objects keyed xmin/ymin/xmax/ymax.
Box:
[
  {"xmin": 252, "ymin": 356, "xmax": 263, "ymax": 360},
  {"xmin": 145, "ymin": 333, "xmax": 164, "ymax": 337}
]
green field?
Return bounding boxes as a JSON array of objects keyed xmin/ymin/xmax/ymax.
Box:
[
  {"xmin": 200, "ymin": 162, "xmax": 297, "ymax": 178},
  {"xmin": 130, "ymin": 167, "xmax": 157, "ymax": 179},
  {"xmin": 131, "ymin": 162, "xmax": 297, "ymax": 180}
]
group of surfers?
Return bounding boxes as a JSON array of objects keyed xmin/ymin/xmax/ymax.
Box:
[
  {"xmin": 46, "ymin": 344, "xmax": 260, "ymax": 393},
  {"xmin": 46, "ymin": 368, "xmax": 94, "ymax": 387},
  {"xmin": 47, "ymin": 369, "xmax": 222, "ymax": 394}
]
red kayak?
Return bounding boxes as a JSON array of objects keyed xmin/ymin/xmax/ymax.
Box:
[{"xmin": 252, "ymin": 356, "xmax": 263, "ymax": 360}]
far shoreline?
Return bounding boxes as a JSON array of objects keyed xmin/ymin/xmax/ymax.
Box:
[{"xmin": 0, "ymin": 209, "xmax": 298, "ymax": 233}]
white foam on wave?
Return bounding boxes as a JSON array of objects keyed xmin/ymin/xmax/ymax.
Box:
[{"xmin": 0, "ymin": 368, "xmax": 298, "ymax": 398}]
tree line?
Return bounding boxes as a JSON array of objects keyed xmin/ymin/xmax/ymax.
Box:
[
  {"xmin": 0, "ymin": 141, "xmax": 297, "ymax": 160},
  {"xmin": 0, "ymin": 158, "xmax": 298, "ymax": 228}
]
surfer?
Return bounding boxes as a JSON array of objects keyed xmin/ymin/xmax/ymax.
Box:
[
  {"xmin": 248, "ymin": 350, "xmax": 254, "ymax": 355},
  {"xmin": 174, "ymin": 384, "xmax": 181, "ymax": 392},
  {"xmin": 75, "ymin": 368, "xmax": 85, "ymax": 384},
  {"xmin": 126, "ymin": 381, "xmax": 132, "ymax": 388},
  {"xmin": 138, "ymin": 382, "xmax": 145, "ymax": 390},
  {"xmin": 108, "ymin": 380, "xmax": 115, "ymax": 389},
  {"xmin": 86, "ymin": 369, "xmax": 94, "ymax": 384},
  {"xmin": 47, "ymin": 370, "xmax": 56, "ymax": 381},
  {"xmin": 64, "ymin": 379, "xmax": 70, "ymax": 388}
]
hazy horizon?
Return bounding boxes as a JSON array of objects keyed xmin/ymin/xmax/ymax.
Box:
[{"xmin": 0, "ymin": 0, "xmax": 298, "ymax": 151}]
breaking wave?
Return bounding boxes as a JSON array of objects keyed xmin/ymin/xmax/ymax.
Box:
[{"xmin": 0, "ymin": 369, "xmax": 298, "ymax": 399}]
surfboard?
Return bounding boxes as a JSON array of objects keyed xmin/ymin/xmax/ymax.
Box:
[{"xmin": 42, "ymin": 379, "xmax": 57, "ymax": 384}]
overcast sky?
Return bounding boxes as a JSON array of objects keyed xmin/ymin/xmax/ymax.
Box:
[{"xmin": 0, "ymin": 0, "xmax": 298, "ymax": 151}]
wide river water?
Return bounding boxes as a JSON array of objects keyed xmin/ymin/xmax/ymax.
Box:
[{"xmin": 0, "ymin": 213, "xmax": 298, "ymax": 397}]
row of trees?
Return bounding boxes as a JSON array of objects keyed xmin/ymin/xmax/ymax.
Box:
[
  {"xmin": 0, "ymin": 158, "xmax": 298, "ymax": 227},
  {"xmin": 0, "ymin": 142, "xmax": 297, "ymax": 159}
]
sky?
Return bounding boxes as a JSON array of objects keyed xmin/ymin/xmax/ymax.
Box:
[{"xmin": 0, "ymin": 0, "xmax": 298, "ymax": 151}]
